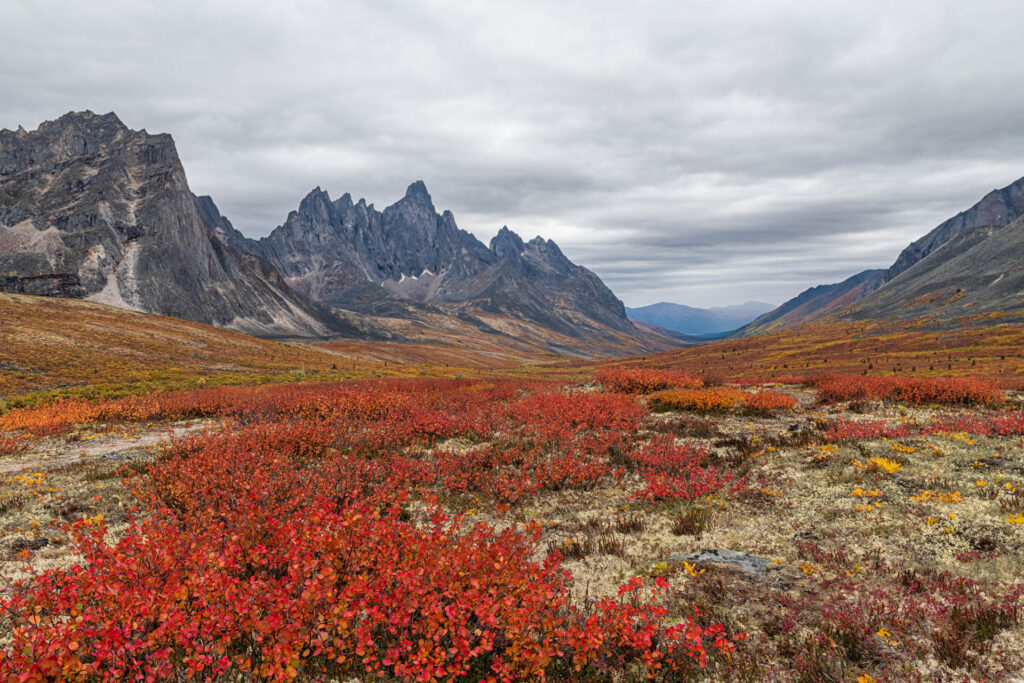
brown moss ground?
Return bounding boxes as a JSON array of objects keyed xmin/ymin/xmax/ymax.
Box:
[{"xmin": 563, "ymin": 319, "xmax": 1024, "ymax": 388}]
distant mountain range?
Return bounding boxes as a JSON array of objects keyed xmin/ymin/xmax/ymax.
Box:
[
  {"xmin": 234, "ymin": 181, "xmax": 635, "ymax": 341},
  {"xmin": 6, "ymin": 111, "xmax": 1022, "ymax": 356},
  {"xmin": 0, "ymin": 111, "xmax": 676, "ymax": 357},
  {"xmin": 741, "ymin": 175, "xmax": 1024, "ymax": 335},
  {"xmin": 627, "ymin": 301, "xmax": 774, "ymax": 336}
]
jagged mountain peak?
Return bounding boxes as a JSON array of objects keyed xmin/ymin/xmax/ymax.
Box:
[
  {"xmin": 397, "ymin": 180, "xmax": 435, "ymax": 211},
  {"xmin": 528, "ymin": 235, "xmax": 559, "ymax": 250},
  {"xmin": 490, "ymin": 225, "xmax": 525, "ymax": 259},
  {"xmin": 193, "ymin": 194, "xmax": 221, "ymax": 220},
  {"xmin": 249, "ymin": 181, "xmax": 637, "ymax": 339},
  {"xmin": 0, "ymin": 110, "xmax": 160, "ymax": 176},
  {"xmin": 57, "ymin": 109, "xmax": 125, "ymax": 126},
  {"xmin": 526, "ymin": 235, "xmax": 569, "ymax": 264},
  {"xmin": 297, "ymin": 186, "xmax": 333, "ymax": 214},
  {"xmin": 1, "ymin": 112, "xmax": 668, "ymax": 356},
  {"xmin": 489, "ymin": 230, "xmax": 565, "ymax": 261}
]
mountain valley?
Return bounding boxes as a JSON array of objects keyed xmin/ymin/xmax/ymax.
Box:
[{"xmin": 0, "ymin": 111, "xmax": 677, "ymax": 360}]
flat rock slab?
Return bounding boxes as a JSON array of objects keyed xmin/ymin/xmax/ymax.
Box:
[{"xmin": 668, "ymin": 549, "xmax": 775, "ymax": 575}]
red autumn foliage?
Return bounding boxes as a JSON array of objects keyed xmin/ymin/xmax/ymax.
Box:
[
  {"xmin": 821, "ymin": 409, "xmax": 1024, "ymax": 443},
  {"xmin": 811, "ymin": 374, "xmax": 1003, "ymax": 406},
  {"xmin": 625, "ymin": 435, "xmax": 745, "ymax": 503},
  {"xmin": 0, "ymin": 435, "xmax": 28, "ymax": 456},
  {"xmin": 0, "ymin": 378, "xmax": 539, "ymax": 437},
  {"xmin": 595, "ymin": 367, "xmax": 702, "ymax": 394},
  {"xmin": 0, "ymin": 379, "xmax": 742, "ymax": 681}
]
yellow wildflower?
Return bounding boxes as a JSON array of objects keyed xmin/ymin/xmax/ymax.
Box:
[{"xmin": 681, "ymin": 561, "xmax": 705, "ymax": 577}]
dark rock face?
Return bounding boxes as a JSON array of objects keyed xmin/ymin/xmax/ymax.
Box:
[
  {"xmin": 848, "ymin": 217, "xmax": 1024, "ymax": 322},
  {"xmin": 249, "ymin": 182, "xmax": 635, "ymax": 336},
  {"xmin": 0, "ymin": 111, "xmax": 640, "ymax": 349},
  {"xmin": 887, "ymin": 177, "xmax": 1024, "ymax": 279},
  {"xmin": 845, "ymin": 174, "xmax": 1024, "ymax": 324},
  {"xmin": 741, "ymin": 174, "xmax": 1024, "ymax": 334},
  {"xmin": 253, "ymin": 182, "xmax": 497, "ymax": 308},
  {"xmin": 0, "ymin": 111, "xmax": 354, "ymax": 338}
]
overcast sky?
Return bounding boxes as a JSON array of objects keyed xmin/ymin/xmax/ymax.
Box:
[{"xmin": 3, "ymin": 0, "xmax": 1024, "ymax": 308}]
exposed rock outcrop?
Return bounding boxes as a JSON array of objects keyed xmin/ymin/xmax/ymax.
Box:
[
  {"xmin": 0, "ymin": 111, "xmax": 358, "ymax": 338},
  {"xmin": 248, "ymin": 181, "xmax": 638, "ymax": 339}
]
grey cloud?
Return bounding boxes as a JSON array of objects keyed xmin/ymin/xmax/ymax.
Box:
[{"xmin": 3, "ymin": 0, "xmax": 1024, "ymax": 307}]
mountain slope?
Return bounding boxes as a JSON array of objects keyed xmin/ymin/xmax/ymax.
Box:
[
  {"xmin": 0, "ymin": 111, "xmax": 353, "ymax": 338},
  {"xmin": 0, "ymin": 111, "xmax": 675, "ymax": 357},
  {"xmin": 0, "ymin": 292, "xmax": 362, "ymax": 397},
  {"xmin": 847, "ymin": 216, "xmax": 1024, "ymax": 322},
  {"xmin": 247, "ymin": 182, "xmax": 653, "ymax": 350},
  {"xmin": 739, "ymin": 270, "xmax": 886, "ymax": 335},
  {"xmin": 627, "ymin": 301, "xmax": 774, "ymax": 336},
  {"xmin": 742, "ymin": 174, "xmax": 1024, "ymax": 334},
  {"xmin": 887, "ymin": 178, "xmax": 1024, "ymax": 279}
]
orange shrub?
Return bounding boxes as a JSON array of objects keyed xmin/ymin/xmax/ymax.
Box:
[
  {"xmin": 596, "ymin": 368, "xmax": 702, "ymax": 394},
  {"xmin": 648, "ymin": 387, "xmax": 747, "ymax": 413},
  {"xmin": 0, "ymin": 398, "xmax": 107, "ymax": 435},
  {"xmin": 649, "ymin": 387, "xmax": 796, "ymax": 416}
]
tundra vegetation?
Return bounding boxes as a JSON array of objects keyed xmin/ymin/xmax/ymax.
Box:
[{"xmin": 0, "ymin": 365, "xmax": 1022, "ymax": 681}]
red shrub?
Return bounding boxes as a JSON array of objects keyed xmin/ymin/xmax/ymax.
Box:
[
  {"xmin": 509, "ymin": 389, "xmax": 644, "ymax": 454},
  {"xmin": 0, "ymin": 378, "xmax": 742, "ymax": 680},
  {"xmin": 626, "ymin": 436, "xmax": 744, "ymax": 503},
  {"xmin": 596, "ymin": 368, "xmax": 702, "ymax": 394},
  {"xmin": 812, "ymin": 375, "xmax": 1003, "ymax": 406},
  {"xmin": 1, "ymin": 436, "xmax": 736, "ymax": 681},
  {"xmin": 0, "ymin": 379, "xmax": 535, "ymax": 438},
  {"xmin": 0, "ymin": 434, "xmax": 28, "ymax": 456},
  {"xmin": 822, "ymin": 409, "xmax": 1024, "ymax": 443}
]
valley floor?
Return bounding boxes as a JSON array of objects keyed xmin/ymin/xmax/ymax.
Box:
[{"xmin": 0, "ymin": 373, "xmax": 1022, "ymax": 680}]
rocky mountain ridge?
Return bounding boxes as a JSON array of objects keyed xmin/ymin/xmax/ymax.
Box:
[
  {"xmin": 0, "ymin": 111, "xmax": 663, "ymax": 357},
  {"xmin": 238, "ymin": 180, "xmax": 636, "ymax": 340},
  {"xmin": 847, "ymin": 215, "xmax": 1024, "ymax": 322},
  {"xmin": 0, "ymin": 111, "xmax": 350, "ymax": 338},
  {"xmin": 741, "ymin": 174, "xmax": 1024, "ymax": 335}
]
